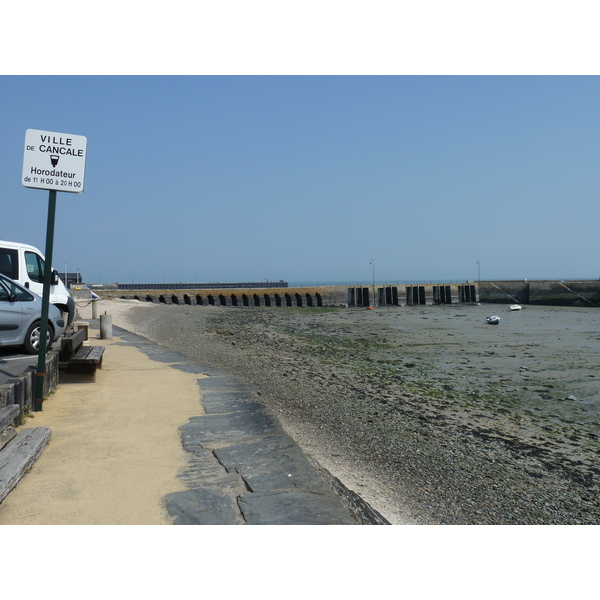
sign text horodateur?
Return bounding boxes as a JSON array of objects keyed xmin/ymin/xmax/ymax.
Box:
[{"xmin": 29, "ymin": 167, "xmax": 77, "ymax": 178}]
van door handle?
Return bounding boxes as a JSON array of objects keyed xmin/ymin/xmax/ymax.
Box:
[{"xmin": 25, "ymin": 282, "xmax": 29, "ymax": 288}]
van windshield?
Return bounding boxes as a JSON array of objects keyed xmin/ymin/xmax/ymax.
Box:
[
  {"xmin": 0, "ymin": 248, "xmax": 19, "ymax": 280},
  {"xmin": 25, "ymin": 251, "xmax": 45, "ymax": 284}
]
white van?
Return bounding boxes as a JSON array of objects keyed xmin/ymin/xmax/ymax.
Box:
[{"xmin": 0, "ymin": 240, "xmax": 75, "ymax": 328}]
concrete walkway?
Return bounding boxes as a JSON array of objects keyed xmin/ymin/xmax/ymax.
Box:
[{"xmin": 0, "ymin": 323, "xmax": 377, "ymax": 525}]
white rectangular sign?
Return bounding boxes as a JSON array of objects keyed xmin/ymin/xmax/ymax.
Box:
[{"xmin": 22, "ymin": 129, "xmax": 87, "ymax": 193}]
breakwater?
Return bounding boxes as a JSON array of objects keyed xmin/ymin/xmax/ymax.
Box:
[
  {"xmin": 91, "ymin": 282, "xmax": 479, "ymax": 308},
  {"xmin": 81, "ymin": 279, "xmax": 600, "ymax": 308}
]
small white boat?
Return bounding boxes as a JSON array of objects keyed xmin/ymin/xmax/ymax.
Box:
[
  {"xmin": 486, "ymin": 315, "xmax": 500, "ymax": 325},
  {"xmin": 509, "ymin": 304, "xmax": 522, "ymax": 311}
]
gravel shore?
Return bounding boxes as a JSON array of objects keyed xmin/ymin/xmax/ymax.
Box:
[{"xmin": 101, "ymin": 299, "xmax": 600, "ymax": 525}]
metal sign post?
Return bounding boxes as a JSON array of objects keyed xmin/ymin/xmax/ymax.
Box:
[
  {"xmin": 34, "ymin": 190, "xmax": 57, "ymax": 411},
  {"xmin": 22, "ymin": 129, "xmax": 87, "ymax": 411}
]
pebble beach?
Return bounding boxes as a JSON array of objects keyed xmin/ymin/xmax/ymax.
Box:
[{"xmin": 96, "ymin": 298, "xmax": 600, "ymax": 525}]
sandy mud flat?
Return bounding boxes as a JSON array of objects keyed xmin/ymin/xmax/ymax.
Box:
[{"xmin": 94, "ymin": 299, "xmax": 600, "ymax": 524}]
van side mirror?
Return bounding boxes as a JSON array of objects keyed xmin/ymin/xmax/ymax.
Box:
[{"xmin": 51, "ymin": 269, "xmax": 60, "ymax": 286}]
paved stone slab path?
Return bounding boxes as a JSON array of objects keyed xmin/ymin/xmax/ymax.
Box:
[{"xmin": 115, "ymin": 327, "xmax": 361, "ymax": 525}]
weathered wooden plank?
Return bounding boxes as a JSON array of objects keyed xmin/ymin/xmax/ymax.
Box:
[
  {"xmin": 62, "ymin": 328, "xmax": 86, "ymax": 352},
  {"xmin": 70, "ymin": 346, "xmax": 93, "ymax": 362},
  {"xmin": 59, "ymin": 328, "xmax": 86, "ymax": 362},
  {"xmin": 84, "ymin": 346, "xmax": 104, "ymax": 367},
  {"xmin": 0, "ymin": 405, "xmax": 20, "ymax": 432},
  {"xmin": 71, "ymin": 346, "xmax": 105, "ymax": 365},
  {"xmin": 0, "ymin": 426, "xmax": 17, "ymax": 451},
  {"xmin": 0, "ymin": 427, "xmax": 51, "ymax": 503}
]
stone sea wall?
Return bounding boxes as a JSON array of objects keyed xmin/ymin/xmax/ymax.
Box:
[{"xmin": 478, "ymin": 280, "xmax": 600, "ymax": 307}]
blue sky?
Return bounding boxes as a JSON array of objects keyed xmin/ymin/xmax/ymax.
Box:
[{"xmin": 2, "ymin": 75, "xmax": 600, "ymax": 285}]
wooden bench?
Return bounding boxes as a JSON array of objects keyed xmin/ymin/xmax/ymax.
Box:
[{"xmin": 59, "ymin": 328, "xmax": 105, "ymax": 383}]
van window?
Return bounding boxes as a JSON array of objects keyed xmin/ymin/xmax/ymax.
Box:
[
  {"xmin": 25, "ymin": 251, "xmax": 45, "ymax": 284},
  {"xmin": 0, "ymin": 280, "xmax": 10, "ymax": 301},
  {"xmin": 0, "ymin": 277, "xmax": 33, "ymax": 301},
  {"xmin": 0, "ymin": 248, "xmax": 19, "ymax": 280}
]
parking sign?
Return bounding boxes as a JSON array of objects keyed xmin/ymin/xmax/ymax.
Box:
[{"xmin": 22, "ymin": 129, "xmax": 87, "ymax": 193}]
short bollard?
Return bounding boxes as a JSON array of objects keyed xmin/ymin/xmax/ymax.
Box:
[
  {"xmin": 100, "ymin": 313, "xmax": 113, "ymax": 339},
  {"xmin": 92, "ymin": 298, "xmax": 98, "ymax": 319}
]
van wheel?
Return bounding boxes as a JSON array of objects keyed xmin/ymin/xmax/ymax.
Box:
[{"xmin": 23, "ymin": 321, "xmax": 54, "ymax": 354}]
